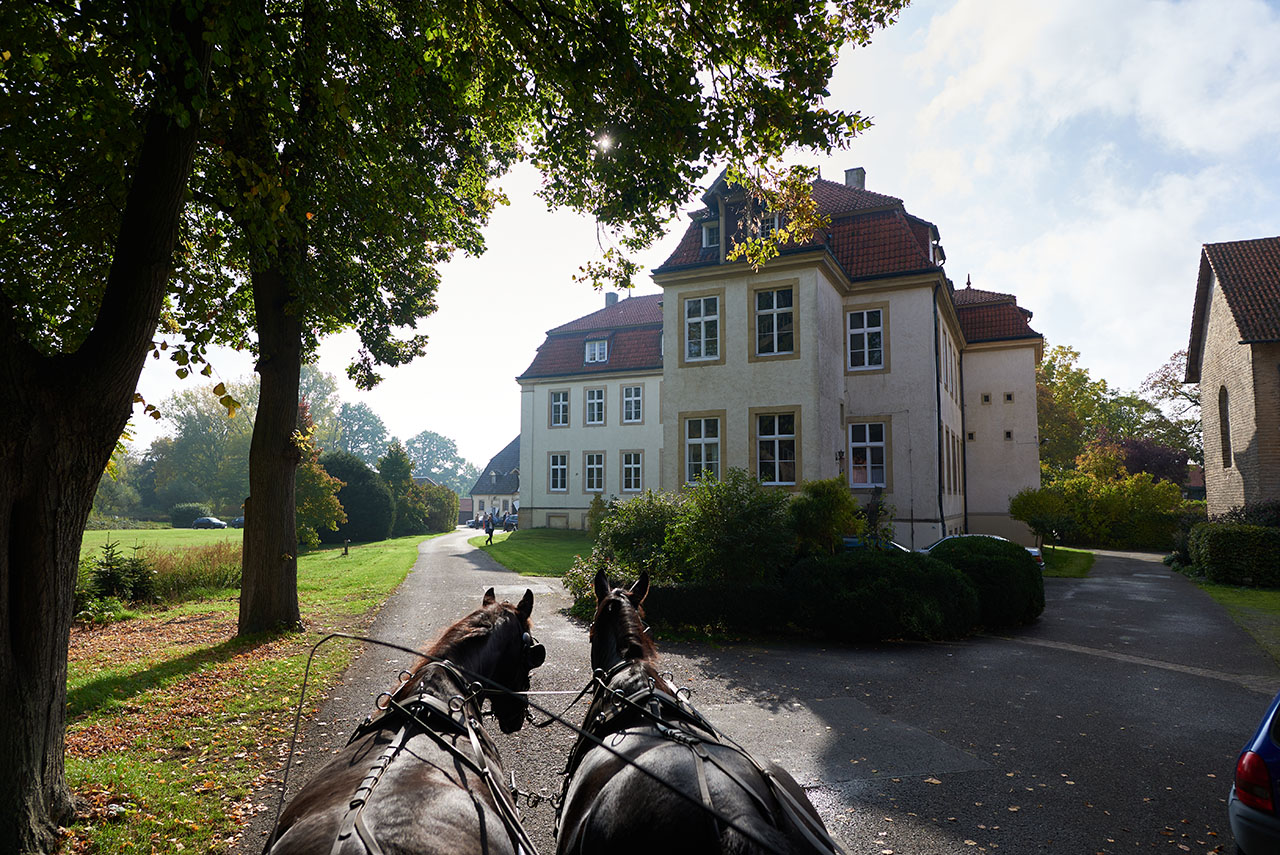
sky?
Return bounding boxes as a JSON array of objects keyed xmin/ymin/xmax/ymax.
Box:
[{"xmin": 131, "ymin": 0, "xmax": 1280, "ymax": 468}]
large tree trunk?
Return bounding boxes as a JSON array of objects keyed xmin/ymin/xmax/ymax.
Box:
[
  {"xmin": 237, "ymin": 263, "xmax": 304, "ymax": 634},
  {"xmin": 0, "ymin": 7, "xmax": 211, "ymax": 849}
]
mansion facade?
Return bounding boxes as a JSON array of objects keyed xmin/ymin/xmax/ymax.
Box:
[{"xmin": 517, "ymin": 169, "xmax": 1042, "ymax": 547}]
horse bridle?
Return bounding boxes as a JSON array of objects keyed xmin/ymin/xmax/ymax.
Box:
[{"xmin": 327, "ymin": 630, "xmax": 546, "ymax": 855}]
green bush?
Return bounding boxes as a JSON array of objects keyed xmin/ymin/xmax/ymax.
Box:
[
  {"xmin": 1009, "ymin": 486, "xmax": 1073, "ymax": 546},
  {"xmin": 586, "ymin": 494, "xmax": 609, "ymax": 539},
  {"xmin": 88, "ymin": 540, "xmax": 156, "ymax": 602},
  {"xmin": 422, "ymin": 483, "xmax": 460, "ymax": 533},
  {"xmin": 170, "ymin": 502, "xmax": 211, "ymax": 529},
  {"xmin": 1213, "ymin": 501, "xmax": 1280, "ymax": 528},
  {"xmin": 665, "ymin": 469, "xmax": 792, "ymax": 585},
  {"xmin": 926, "ymin": 537, "xmax": 1044, "ymax": 627},
  {"xmin": 1188, "ymin": 522, "xmax": 1280, "ymax": 587},
  {"xmin": 788, "ymin": 477, "xmax": 865, "ymax": 556},
  {"xmin": 318, "ymin": 451, "xmax": 395, "ymax": 543},
  {"xmin": 1048, "ymin": 472, "xmax": 1185, "ymax": 550},
  {"xmin": 1169, "ymin": 502, "xmax": 1208, "ymax": 567},
  {"xmin": 593, "ymin": 490, "xmax": 685, "ymax": 582}
]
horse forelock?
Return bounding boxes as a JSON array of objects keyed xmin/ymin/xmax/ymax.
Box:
[
  {"xmin": 590, "ymin": 588, "xmax": 656, "ymax": 665},
  {"xmin": 393, "ymin": 602, "xmax": 524, "ymax": 696}
]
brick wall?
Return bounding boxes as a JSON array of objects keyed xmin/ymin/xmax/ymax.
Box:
[{"xmin": 1200, "ymin": 273, "xmax": 1253, "ymax": 515}]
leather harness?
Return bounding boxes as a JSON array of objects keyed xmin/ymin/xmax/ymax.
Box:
[
  {"xmin": 328, "ymin": 661, "xmax": 539, "ymax": 855},
  {"xmin": 556, "ymin": 661, "xmax": 847, "ymax": 855}
]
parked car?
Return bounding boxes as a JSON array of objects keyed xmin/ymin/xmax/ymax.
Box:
[
  {"xmin": 1230, "ymin": 689, "xmax": 1280, "ymax": 854},
  {"xmin": 192, "ymin": 516, "xmax": 227, "ymax": 529},
  {"xmin": 917, "ymin": 533, "xmax": 1044, "ymax": 568},
  {"xmin": 841, "ymin": 535, "xmax": 910, "ymax": 553},
  {"xmin": 503, "ymin": 513, "xmax": 519, "ymax": 532},
  {"xmin": 229, "ymin": 516, "xmax": 245, "ymax": 529},
  {"xmin": 465, "ymin": 519, "xmax": 481, "ymax": 528}
]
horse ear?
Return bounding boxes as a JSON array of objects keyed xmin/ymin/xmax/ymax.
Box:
[
  {"xmin": 482, "ymin": 587, "xmax": 496, "ymax": 607},
  {"xmin": 517, "ymin": 588, "xmax": 534, "ymax": 619},
  {"xmin": 593, "ymin": 568, "xmax": 610, "ymax": 603},
  {"xmin": 627, "ymin": 572, "xmax": 649, "ymax": 607}
]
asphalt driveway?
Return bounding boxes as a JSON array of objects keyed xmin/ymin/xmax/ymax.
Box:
[{"xmin": 237, "ymin": 536, "xmax": 1279, "ymax": 855}]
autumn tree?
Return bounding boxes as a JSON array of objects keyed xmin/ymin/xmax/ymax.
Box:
[
  {"xmin": 0, "ymin": 1, "xmax": 219, "ymax": 848},
  {"xmin": 295, "ymin": 399, "xmax": 346, "ymax": 546},
  {"xmin": 170, "ymin": 0, "xmax": 911, "ymax": 636}
]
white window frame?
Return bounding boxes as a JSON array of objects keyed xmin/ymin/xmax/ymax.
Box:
[
  {"xmin": 585, "ymin": 387, "xmax": 605, "ymax": 425},
  {"xmin": 585, "ymin": 339, "xmax": 608, "ymax": 363},
  {"xmin": 685, "ymin": 417, "xmax": 721, "ymax": 483},
  {"xmin": 549, "ymin": 453, "xmax": 568, "ymax": 492},
  {"xmin": 702, "ymin": 221, "xmax": 720, "ymax": 248},
  {"xmin": 847, "ymin": 309, "xmax": 884, "ymax": 371},
  {"xmin": 622, "ymin": 451, "xmax": 643, "ymax": 492},
  {"xmin": 584, "ymin": 452, "xmax": 604, "ymax": 493},
  {"xmin": 756, "ymin": 413, "xmax": 797, "ymax": 485},
  {"xmin": 550, "ymin": 390, "xmax": 569, "ymax": 427},
  {"xmin": 685, "ymin": 296, "xmax": 720, "ymax": 362},
  {"xmin": 622, "ymin": 385, "xmax": 643, "ymax": 423},
  {"xmin": 848, "ymin": 422, "xmax": 887, "ymax": 488},
  {"xmin": 755, "ymin": 287, "xmax": 794, "ymax": 356}
]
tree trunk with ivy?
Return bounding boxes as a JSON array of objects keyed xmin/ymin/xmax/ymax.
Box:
[{"xmin": 0, "ymin": 9, "xmax": 211, "ymax": 846}]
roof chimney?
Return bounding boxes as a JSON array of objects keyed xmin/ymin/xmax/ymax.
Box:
[
  {"xmin": 605, "ymin": 292, "xmax": 619, "ymax": 307},
  {"xmin": 844, "ymin": 167, "xmax": 866, "ymax": 190}
]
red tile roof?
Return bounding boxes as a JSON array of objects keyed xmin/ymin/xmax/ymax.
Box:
[
  {"xmin": 655, "ymin": 175, "xmax": 937, "ymax": 280},
  {"xmin": 520, "ymin": 295, "xmax": 663, "ymax": 380},
  {"xmin": 1203, "ymin": 236, "xmax": 1280, "ymax": 341},
  {"xmin": 952, "ymin": 284, "xmax": 1041, "ymax": 344}
]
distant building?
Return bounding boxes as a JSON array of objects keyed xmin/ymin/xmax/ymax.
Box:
[
  {"xmin": 470, "ymin": 436, "xmax": 520, "ymax": 520},
  {"xmin": 1186, "ymin": 236, "xmax": 1280, "ymax": 515},
  {"xmin": 517, "ymin": 167, "xmax": 1043, "ymax": 546}
]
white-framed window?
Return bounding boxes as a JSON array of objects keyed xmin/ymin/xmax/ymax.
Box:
[
  {"xmin": 686, "ymin": 417, "xmax": 720, "ymax": 482},
  {"xmin": 478, "ymin": 500, "xmax": 485, "ymax": 512},
  {"xmin": 757, "ymin": 413, "xmax": 796, "ymax": 485},
  {"xmin": 763, "ymin": 212, "xmax": 781, "ymax": 235},
  {"xmin": 622, "ymin": 385, "xmax": 643, "ymax": 423},
  {"xmin": 702, "ymin": 221, "xmax": 720, "ymax": 248},
  {"xmin": 585, "ymin": 452, "xmax": 604, "ymax": 493},
  {"xmin": 622, "ymin": 452, "xmax": 643, "ymax": 492},
  {"xmin": 849, "ymin": 422, "xmax": 886, "ymax": 487},
  {"xmin": 585, "ymin": 339, "xmax": 608, "ymax": 363},
  {"xmin": 549, "ymin": 453, "xmax": 568, "ymax": 492},
  {"xmin": 685, "ymin": 296, "xmax": 719, "ymax": 361},
  {"xmin": 756, "ymin": 287, "xmax": 794, "ymax": 355},
  {"xmin": 848, "ymin": 309, "xmax": 884, "ymax": 370},
  {"xmin": 585, "ymin": 388, "xmax": 605, "ymax": 425},
  {"xmin": 550, "ymin": 390, "xmax": 569, "ymax": 427}
]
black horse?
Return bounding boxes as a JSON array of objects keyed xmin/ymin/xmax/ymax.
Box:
[
  {"xmin": 265, "ymin": 587, "xmax": 547, "ymax": 855},
  {"xmin": 556, "ymin": 570, "xmax": 841, "ymax": 855}
]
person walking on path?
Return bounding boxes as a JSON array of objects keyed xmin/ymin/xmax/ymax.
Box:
[{"xmin": 484, "ymin": 513, "xmax": 494, "ymax": 546}]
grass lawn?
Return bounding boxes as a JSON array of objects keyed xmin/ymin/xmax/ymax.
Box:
[
  {"xmin": 1042, "ymin": 545, "xmax": 1095, "ymax": 578},
  {"xmin": 468, "ymin": 528, "xmax": 594, "ymax": 576},
  {"xmin": 63, "ymin": 532, "xmax": 440, "ymax": 853},
  {"xmin": 1195, "ymin": 582, "xmax": 1280, "ymax": 666},
  {"xmin": 79, "ymin": 526, "xmax": 243, "ymax": 561}
]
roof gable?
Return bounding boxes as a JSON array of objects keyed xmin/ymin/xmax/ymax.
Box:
[
  {"xmin": 1186, "ymin": 236, "xmax": 1280, "ymax": 381},
  {"xmin": 520, "ymin": 294, "xmax": 663, "ymax": 381},
  {"xmin": 470, "ymin": 436, "xmax": 520, "ymax": 496}
]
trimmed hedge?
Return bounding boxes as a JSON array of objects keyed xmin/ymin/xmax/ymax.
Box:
[
  {"xmin": 318, "ymin": 451, "xmax": 394, "ymax": 543},
  {"xmin": 926, "ymin": 537, "xmax": 1044, "ymax": 627},
  {"xmin": 1188, "ymin": 522, "xmax": 1280, "ymax": 587},
  {"xmin": 170, "ymin": 502, "xmax": 211, "ymax": 529},
  {"xmin": 639, "ymin": 550, "xmax": 980, "ymax": 643}
]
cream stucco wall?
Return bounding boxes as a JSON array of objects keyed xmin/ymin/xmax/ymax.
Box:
[
  {"xmin": 519, "ymin": 371, "xmax": 663, "ymax": 529},
  {"xmin": 962, "ymin": 341, "xmax": 1041, "ymax": 545}
]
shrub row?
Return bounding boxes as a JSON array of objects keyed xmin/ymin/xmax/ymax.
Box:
[
  {"xmin": 1010, "ymin": 473, "xmax": 1190, "ymax": 551},
  {"xmin": 1187, "ymin": 523, "xmax": 1280, "ymax": 587}
]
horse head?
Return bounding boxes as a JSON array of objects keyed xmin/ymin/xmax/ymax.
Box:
[
  {"xmin": 589, "ymin": 569, "xmax": 654, "ymax": 672},
  {"xmin": 480, "ymin": 587, "xmax": 547, "ymax": 733}
]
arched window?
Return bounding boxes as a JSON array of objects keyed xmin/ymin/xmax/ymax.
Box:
[{"xmin": 1219, "ymin": 385, "xmax": 1233, "ymax": 468}]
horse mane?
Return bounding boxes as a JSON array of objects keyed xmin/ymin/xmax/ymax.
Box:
[
  {"xmin": 391, "ymin": 601, "xmax": 522, "ymax": 695},
  {"xmin": 592, "ymin": 588, "xmax": 657, "ymax": 663}
]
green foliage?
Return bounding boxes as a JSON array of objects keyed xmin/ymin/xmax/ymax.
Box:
[
  {"xmin": 170, "ymin": 502, "xmax": 211, "ymax": 529},
  {"xmin": 405, "ymin": 430, "xmax": 480, "ymax": 496},
  {"xmin": 1213, "ymin": 501, "xmax": 1280, "ymax": 529},
  {"xmin": 1053, "ymin": 471, "xmax": 1185, "ymax": 550},
  {"xmin": 378, "ymin": 440, "xmax": 415, "ymax": 492},
  {"xmin": 334, "ymin": 404, "xmax": 388, "ymax": 467},
  {"xmin": 421, "ymin": 482, "xmax": 460, "ymax": 533},
  {"xmin": 593, "ymin": 490, "xmax": 686, "ymax": 581},
  {"xmin": 87, "ymin": 541, "xmax": 156, "ymax": 603},
  {"xmin": 586, "ymin": 494, "xmax": 609, "ymax": 539},
  {"xmin": 926, "ymin": 537, "xmax": 1044, "ymax": 628},
  {"xmin": 317, "ymin": 451, "xmax": 394, "ymax": 543},
  {"xmin": 295, "ymin": 400, "xmax": 346, "ymax": 547},
  {"xmin": 1188, "ymin": 523, "xmax": 1280, "ymax": 587},
  {"xmin": 1009, "ymin": 487, "xmax": 1073, "ymax": 547},
  {"xmin": 666, "ymin": 469, "xmax": 793, "ymax": 585},
  {"xmin": 1169, "ymin": 502, "xmax": 1208, "ymax": 567},
  {"xmin": 788, "ymin": 477, "xmax": 866, "ymax": 556}
]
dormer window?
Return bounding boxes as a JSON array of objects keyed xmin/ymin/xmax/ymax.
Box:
[
  {"xmin": 702, "ymin": 221, "xmax": 720, "ymax": 248},
  {"xmin": 763, "ymin": 213, "xmax": 781, "ymax": 236},
  {"xmin": 585, "ymin": 339, "xmax": 608, "ymax": 363}
]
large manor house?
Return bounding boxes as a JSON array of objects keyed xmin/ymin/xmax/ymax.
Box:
[{"xmin": 514, "ymin": 168, "xmax": 1043, "ymax": 548}]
